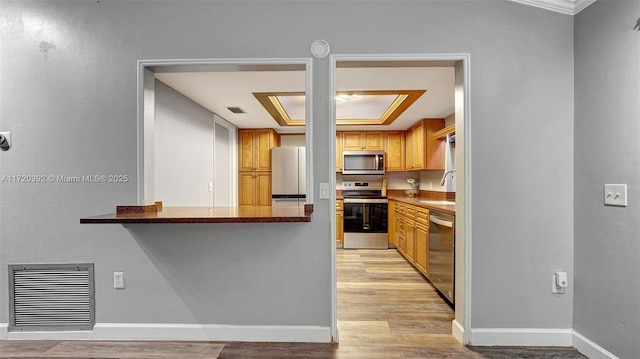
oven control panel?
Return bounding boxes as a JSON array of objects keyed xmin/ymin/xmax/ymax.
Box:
[{"xmin": 342, "ymin": 181, "xmax": 382, "ymax": 190}]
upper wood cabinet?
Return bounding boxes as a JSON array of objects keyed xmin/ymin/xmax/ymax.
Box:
[
  {"xmin": 341, "ymin": 131, "xmax": 384, "ymax": 151},
  {"xmin": 383, "ymin": 131, "xmax": 405, "ymax": 172},
  {"xmin": 406, "ymin": 119, "xmax": 445, "ymax": 171},
  {"xmin": 336, "ymin": 132, "xmax": 343, "ymax": 172},
  {"xmin": 238, "ymin": 129, "xmax": 279, "ymax": 172}
]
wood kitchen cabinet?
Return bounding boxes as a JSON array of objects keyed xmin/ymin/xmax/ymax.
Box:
[
  {"xmin": 414, "ymin": 223, "xmax": 429, "ymax": 276},
  {"xmin": 405, "ymin": 218, "xmax": 416, "ymax": 263},
  {"xmin": 336, "ymin": 132, "xmax": 343, "ymax": 172},
  {"xmin": 238, "ymin": 129, "xmax": 279, "ymax": 206},
  {"xmin": 238, "ymin": 172, "xmax": 272, "ymax": 206},
  {"xmin": 383, "ymin": 131, "xmax": 405, "ymax": 172},
  {"xmin": 341, "ymin": 131, "xmax": 384, "ymax": 151},
  {"xmin": 238, "ymin": 129, "xmax": 279, "ymax": 172},
  {"xmin": 336, "ymin": 200, "xmax": 344, "ymax": 246},
  {"xmin": 405, "ymin": 119, "xmax": 445, "ymax": 171},
  {"xmin": 387, "ymin": 200, "xmax": 396, "ymax": 247},
  {"xmin": 392, "ymin": 200, "xmax": 430, "ymax": 278}
]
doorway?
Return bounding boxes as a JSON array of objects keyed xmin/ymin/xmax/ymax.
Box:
[
  {"xmin": 329, "ymin": 54, "xmax": 470, "ymax": 345},
  {"xmin": 213, "ymin": 117, "xmax": 236, "ymax": 207}
]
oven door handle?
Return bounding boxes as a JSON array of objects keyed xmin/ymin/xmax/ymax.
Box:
[{"xmin": 343, "ymin": 198, "xmax": 388, "ymax": 204}]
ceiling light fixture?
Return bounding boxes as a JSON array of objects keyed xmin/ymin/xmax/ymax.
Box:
[{"xmin": 335, "ymin": 94, "xmax": 362, "ymax": 104}]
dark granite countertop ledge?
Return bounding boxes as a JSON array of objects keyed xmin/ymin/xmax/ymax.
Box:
[{"xmin": 81, "ymin": 205, "xmax": 313, "ymax": 224}]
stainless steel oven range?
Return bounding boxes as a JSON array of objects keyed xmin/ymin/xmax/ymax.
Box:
[{"xmin": 341, "ymin": 181, "xmax": 388, "ymax": 249}]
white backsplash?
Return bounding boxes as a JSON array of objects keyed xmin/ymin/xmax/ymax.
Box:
[{"xmin": 336, "ymin": 171, "xmax": 448, "ymax": 191}]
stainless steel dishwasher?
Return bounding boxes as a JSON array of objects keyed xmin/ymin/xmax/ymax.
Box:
[{"xmin": 428, "ymin": 210, "xmax": 455, "ymax": 304}]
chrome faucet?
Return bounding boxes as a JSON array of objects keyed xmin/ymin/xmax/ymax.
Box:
[{"xmin": 440, "ymin": 169, "xmax": 456, "ymax": 186}]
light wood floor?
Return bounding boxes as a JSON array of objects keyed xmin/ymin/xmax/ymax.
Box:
[{"xmin": 0, "ymin": 249, "xmax": 587, "ymax": 358}]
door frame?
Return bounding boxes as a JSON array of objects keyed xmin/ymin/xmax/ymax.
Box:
[
  {"xmin": 136, "ymin": 58, "xmax": 313, "ymax": 206},
  {"xmin": 213, "ymin": 115, "xmax": 238, "ymax": 207},
  {"xmin": 328, "ymin": 53, "xmax": 472, "ymax": 344}
]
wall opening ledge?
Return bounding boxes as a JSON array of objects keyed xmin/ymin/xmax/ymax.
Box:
[{"xmin": 80, "ymin": 204, "xmax": 313, "ymax": 224}]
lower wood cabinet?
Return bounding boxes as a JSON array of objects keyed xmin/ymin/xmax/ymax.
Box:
[
  {"xmin": 414, "ymin": 223, "xmax": 429, "ymax": 276},
  {"xmin": 238, "ymin": 172, "xmax": 271, "ymax": 206},
  {"xmin": 389, "ymin": 200, "xmax": 430, "ymax": 278},
  {"xmin": 336, "ymin": 200, "xmax": 344, "ymax": 246},
  {"xmin": 405, "ymin": 218, "xmax": 416, "ymax": 263}
]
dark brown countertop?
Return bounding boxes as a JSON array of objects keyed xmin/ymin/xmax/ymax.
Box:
[
  {"xmin": 80, "ymin": 205, "xmax": 312, "ymax": 224},
  {"xmin": 388, "ymin": 196, "xmax": 456, "ymax": 215}
]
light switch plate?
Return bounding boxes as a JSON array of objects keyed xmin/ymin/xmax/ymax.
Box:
[
  {"xmin": 319, "ymin": 183, "xmax": 329, "ymax": 199},
  {"xmin": 604, "ymin": 184, "xmax": 627, "ymax": 207},
  {"xmin": 113, "ymin": 271, "xmax": 125, "ymax": 289}
]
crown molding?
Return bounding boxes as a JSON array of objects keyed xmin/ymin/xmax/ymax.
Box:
[{"xmin": 511, "ymin": 0, "xmax": 597, "ymax": 15}]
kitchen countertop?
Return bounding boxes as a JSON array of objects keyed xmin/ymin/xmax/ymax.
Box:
[
  {"xmin": 387, "ymin": 196, "xmax": 456, "ymax": 215},
  {"xmin": 80, "ymin": 205, "xmax": 312, "ymax": 224}
]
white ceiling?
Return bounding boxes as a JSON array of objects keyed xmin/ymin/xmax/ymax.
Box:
[{"xmin": 155, "ymin": 66, "xmax": 455, "ymax": 134}]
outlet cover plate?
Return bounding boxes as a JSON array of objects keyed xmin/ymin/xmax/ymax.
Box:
[
  {"xmin": 604, "ymin": 184, "xmax": 627, "ymax": 207},
  {"xmin": 0, "ymin": 131, "xmax": 11, "ymax": 150}
]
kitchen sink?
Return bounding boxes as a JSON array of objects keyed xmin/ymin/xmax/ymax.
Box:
[{"xmin": 417, "ymin": 200, "xmax": 456, "ymax": 206}]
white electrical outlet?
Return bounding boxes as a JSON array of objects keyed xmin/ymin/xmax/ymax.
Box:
[
  {"xmin": 604, "ymin": 184, "xmax": 627, "ymax": 207},
  {"xmin": 113, "ymin": 271, "xmax": 126, "ymax": 289}
]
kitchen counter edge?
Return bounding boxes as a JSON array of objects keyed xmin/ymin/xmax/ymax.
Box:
[{"xmin": 387, "ymin": 196, "xmax": 456, "ymax": 215}]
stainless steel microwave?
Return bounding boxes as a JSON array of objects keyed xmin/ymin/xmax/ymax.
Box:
[{"xmin": 342, "ymin": 150, "xmax": 385, "ymax": 175}]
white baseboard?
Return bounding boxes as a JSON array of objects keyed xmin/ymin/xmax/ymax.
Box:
[
  {"xmin": 3, "ymin": 323, "xmax": 332, "ymax": 343},
  {"xmin": 573, "ymin": 331, "xmax": 619, "ymax": 359},
  {"xmin": 0, "ymin": 323, "xmax": 8, "ymax": 339},
  {"xmin": 452, "ymin": 319, "xmax": 464, "ymax": 344},
  {"xmin": 470, "ymin": 328, "xmax": 573, "ymax": 347}
]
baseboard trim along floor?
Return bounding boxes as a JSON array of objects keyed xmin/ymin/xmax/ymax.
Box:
[
  {"xmin": 0, "ymin": 323, "xmax": 332, "ymax": 343},
  {"xmin": 573, "ymin": 330, "xmax": 620, "ymax": 359},
  {"xmin": 470, "ymin": 328, "xmax": 573, "ymax": 347},
  {"xmin": 452, "ymin": 319, "xmax": 464, "ymax": 344}
]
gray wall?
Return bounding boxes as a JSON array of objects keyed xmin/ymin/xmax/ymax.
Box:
[
  {"xmin": 1, "ymin": 0, "xmax": 574, "ymax": 335},
  {"xmin": 574, "ymin": 1, "xmax": 640, "ymax": 358},
  {"xmin": 154, "ymin": 79, "xmax": 214, "ymax": 207}
]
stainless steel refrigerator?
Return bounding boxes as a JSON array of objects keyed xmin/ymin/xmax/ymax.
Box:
[{"xmin": 271, "ymin": 147, "xmax": 306, "ymax": 206}]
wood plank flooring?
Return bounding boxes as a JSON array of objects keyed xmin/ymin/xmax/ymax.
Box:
[{"xmin": 0, "ymin": 249, "xmax": 587, "ymax": 358}]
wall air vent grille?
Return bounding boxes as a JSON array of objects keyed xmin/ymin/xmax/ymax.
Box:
[
  {"xmin": 227, "ymin": 106, "xmax": 246, "ymax": 114},
  {"xmin": 9, "ymin": 263, "xmax": 95, "ymax": 331}
]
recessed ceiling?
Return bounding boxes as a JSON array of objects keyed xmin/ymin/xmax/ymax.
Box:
[{"xmin": 253, "ymin": 90, "xmax": 427, "ymax": 127}]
